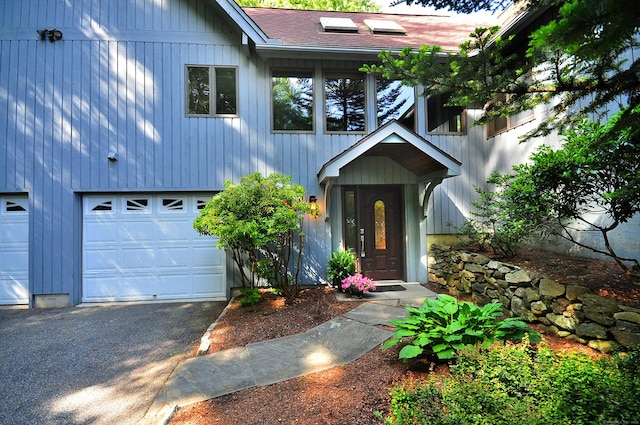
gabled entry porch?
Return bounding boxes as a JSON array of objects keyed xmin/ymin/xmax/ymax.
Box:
[{"xmin": 318, "ymin": 120, "xmax": 461, "ymax": 283}]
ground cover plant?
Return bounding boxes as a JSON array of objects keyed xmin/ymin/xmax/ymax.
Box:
[
  {"xmin": 383, "ymin": 294, "xmax": 541, "ymax": 360},
  {"xmin": 384, "ymin": 342, "xmax": 640, "ymax": 425}
]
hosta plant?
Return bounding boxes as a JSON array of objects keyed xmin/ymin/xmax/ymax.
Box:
[{"xmin": 383, "ymin": 294, "xmax": 540, "ymax": 361}]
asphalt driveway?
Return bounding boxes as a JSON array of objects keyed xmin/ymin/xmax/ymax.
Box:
[{"xmin": 0, "ymin": 301, "xmax": 227, "ymax": 425}]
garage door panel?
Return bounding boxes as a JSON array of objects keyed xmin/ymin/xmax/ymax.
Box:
[
  {"xmin": 0, "ymin": 224, "xmax": 29, "ymax": 243},
  {"xmin": 0, "ymin": 250, "xmax": 29, "ymax": 271},
  {"xmin": 0, "ymin": 276, "xmax": 29, "ymax": 304},
  {"xmin": 84, "ymin": 221, "xmax": 118, "ymax": 243},
  {"xmin": 115, "ymin": 276, "xmax": 155, "ymax": 299},
  {"xmin": 192, "ymin": 246, "xmax": 224, "ymax": 267},
  {"xmin": 155, "ymin": 276, "xmax": 191, "ymax": 298},
  {"xmin": 118, "ymin": 247, "xmax": 161, "ymax": 269},
  {"xmin": 119, "ymin": 221, "xmax": 155, "ymax": 242},
  {"xmin": 82, "ymin": 276, "xmax": 120, "ymax": 301},
  {"xmin": 156, "ymin": 221, "xmax": 192, "ymax": 242},
  {"xmin": 193, "ymin": 273, "xmax": 225, "ymax": 296},
  {"xmin": 83, "ymin": 194, "xmax": 226, "ymax": 302},
  {"xmin": 154, "ymin": 247, "xmax": 192, "ymax": 267},
  {"xmin": 84, "ymin": 248, "xmax": 119, "ymax": 270}
]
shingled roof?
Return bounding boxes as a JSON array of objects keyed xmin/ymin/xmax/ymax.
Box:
[{"xmin": 242, "ymin": 7, "xmax": 494, "ymax": 54}]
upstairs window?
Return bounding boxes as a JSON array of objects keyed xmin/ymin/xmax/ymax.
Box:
[
  {"xmin": 376, "ymin": 79, "xmax": 414, "ymax": 128},
  {"xmin": 186, "ymin": 65, "xmax": 238, "ymax": 117},
  {"xmin": 324, "ymin": 74, "xmax": 365, "ymax": 132},
  {"xmin": 272, "ymin": 72, "xmax": 314, "ymax": 132},
  {"xmin": 427, "ymin": 94, "xmax": 466, "ymax": 134},
  {"xmin": 486, "ymin": 94, "xmax": 534, "ymax": 137}
]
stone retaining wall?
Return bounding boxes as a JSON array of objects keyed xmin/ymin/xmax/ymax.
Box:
[{"xmin": 428, "ymin": 244, "xmax": 640, "ymax": 353}]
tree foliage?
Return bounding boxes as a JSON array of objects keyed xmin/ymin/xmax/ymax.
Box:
[
  {"xmin": 236, "ymin": 0, "xmax": 381, "ymax": 12},
  {"xmin": 193, "ymin": 172, "xmax": 315, "ymax": 301},
  {"xmin": 362, "ymin": 0, "xmax": 640, "ymax": 141},
  {"xmin": 489, "ymin": 109, "xmax": 640, "ymax": 272},
  {"xmin": 362, "ymin": 0, "xmax": 640, "ymax": 268}
]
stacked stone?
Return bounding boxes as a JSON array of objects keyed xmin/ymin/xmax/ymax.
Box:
[{"xmin": 428, "ymin": 244, "xmax": 640, "ymax": 353}]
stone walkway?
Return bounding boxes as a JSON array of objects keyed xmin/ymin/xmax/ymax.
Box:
[{"xmin": 141, "ymin": 283, "xmax": 437, "ymax": 425}]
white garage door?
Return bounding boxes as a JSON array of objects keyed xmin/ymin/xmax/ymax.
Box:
[
  {"xmin": 82, "ymin": 194, "xmax": 226, "ymax": 302},
  {"xmin": 0, "ymin": 196, "xmax": 29, "ymax": 305}
]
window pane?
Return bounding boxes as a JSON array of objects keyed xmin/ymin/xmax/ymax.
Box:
[
  {"xmin": 272, "ymin": 74, "xmax": 313, "ymax": 131},
  {"xmin": 187, "ymin": 66, "xmax": 210, "ymax": 115},
  {"xmin": 377, "ymin": 79, "xmax": 414, "ymax": 127},
  {"xmin": 427, "ymin": 94, "xmax": 465, "ymax": 133},
  {"xmin": 325, "ymin": 76, "xmax": 365, "ymax": 132},
  {"xmin": 374, "ymin": 200, "xmax": 386, "ymax": 250},
  {"xmin": 215, "ymin": 68, "xmax": 237, "ymax": 115},
  {"xmin": 344, "ymin": 190, "xmax": 358, "ymax": 252}
]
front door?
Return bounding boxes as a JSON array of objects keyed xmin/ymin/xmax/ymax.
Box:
[{"xmin": 343, "ymin": 186, "xmax": 404, "ymax": 281}]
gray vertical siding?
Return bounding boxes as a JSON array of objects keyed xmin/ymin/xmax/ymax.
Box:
[{"xmin": 0, "ymin": 0, "xmax": 257, "ymax": 304}]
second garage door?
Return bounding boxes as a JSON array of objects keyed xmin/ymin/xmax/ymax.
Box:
[
  {"xmin": 82, "ymin": 194, "xmax": 226, "ymax": 303},
  {"xmin": 0, "ymin": 196, "xmax": 29, "ymax": 305}
]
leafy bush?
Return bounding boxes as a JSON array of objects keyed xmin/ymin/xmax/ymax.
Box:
[
  {"xmin": 238, "ymin": 288, "xmax": 261, "ymax": 307},
  {"xmin": 193, "ymin": 172, "xmax": 316, "ymax": 302},
  {"xmin": 327, "ymin": 249, "xmax": 357, "ymax": 281},
  {"xmin": 384, "ymin": 343, "xmax": 640, "ymax": 425},
  {"xmin": 383, "ymin": 294, "xmax": 540, "ymax": 361},
  {"xmin": 458, "ymin": 172, "xmax": 538, "ymax": 258}
]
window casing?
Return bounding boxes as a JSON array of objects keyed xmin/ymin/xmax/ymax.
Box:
[
  {"xmin": 272, "ymin": 71, "xmax": 314, "ymax": 132},
  {"xmin": 186, "ymin": 65, "xmax": 238, "ymax": 117},
  {"xmin": 427, "ymin": 94, "xmax": 466, "ymax": 134},
  {"xmin": 324, "ymin": 73, "xmax": 366, "ymax": 132}
]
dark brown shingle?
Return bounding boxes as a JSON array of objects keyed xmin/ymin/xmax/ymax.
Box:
[{"xmin": 243, "ymin": 7, "xmax": 494, "ymax": 52}]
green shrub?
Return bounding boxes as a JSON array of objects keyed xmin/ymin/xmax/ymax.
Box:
[
  {"xmin": 383, "ymin": 294, "xmax": 540, "ymax": 361},
  {"xmin": 238, "ymin": 287, "xmax": 261, "ymax": 307},
  {"xmin": 384, "ymin": 343, "xmax": 640, "ymax": 425},
  {"xmin": 455, "ymin": 171, "xmax": 539, "ymax": 258},
  {"xmin": 327, "ymin": 249, "xmax": 357, "ymax": 281}
]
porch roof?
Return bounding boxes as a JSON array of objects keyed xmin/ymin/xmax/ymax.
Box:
[{"xmin": 317, "ymin": 120, "xmax": 461, "ymax": 185}]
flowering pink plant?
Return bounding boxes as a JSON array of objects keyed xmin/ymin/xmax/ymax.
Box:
[{"xmin": 341, "ymin": 273, "xmax": 376, "ymax": 292}]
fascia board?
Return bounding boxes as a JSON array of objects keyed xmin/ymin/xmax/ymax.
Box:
[
  {"xmin": 318, "ymin": 122, "xmax": 461, "ymax": 183},
  {"xmin": 254, "ymin": 43, "xmax": 451, "ymax": 60},
  {"xmin": 212, "ymin": 0, "xmax": 281, "ymax": 45}
]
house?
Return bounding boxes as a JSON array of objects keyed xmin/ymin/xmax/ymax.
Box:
[{"xmin": 1, "ymin": 0, "xmax": 637, "ymax": 307}]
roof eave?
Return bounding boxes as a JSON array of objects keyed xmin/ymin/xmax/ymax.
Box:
[
  {"xmin": 318, "ymin": 121, "xmax": 461, "ymax": 185},
  {"xmin": 254, "ymin": 43, "xmax": 451, "ymax": 60}
]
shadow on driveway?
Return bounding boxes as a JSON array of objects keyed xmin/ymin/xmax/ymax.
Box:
[{"xmin": 0, "ymin": 301, "xmax": 227, "ymax": 425}]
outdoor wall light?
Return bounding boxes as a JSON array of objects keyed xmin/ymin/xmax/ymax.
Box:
[
  {"xmin": 308, "ymin": 195, "xmax": 319, "ymax": 215},
  {"xmin": 37, "ymin": 29, "xmax": 63, "ymax": 42},
  {"xmin": 107, "ymin": 152, "xmax": 118, "ymax": 162}
]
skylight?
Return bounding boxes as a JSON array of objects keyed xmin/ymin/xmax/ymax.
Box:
[
  {"xmin": 364, "ymin": 19, "xmax": 406, "ymax": 34},
  {"xmin": 320, "ymin": 17, "xmax": 358, "ymax": 32}
]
